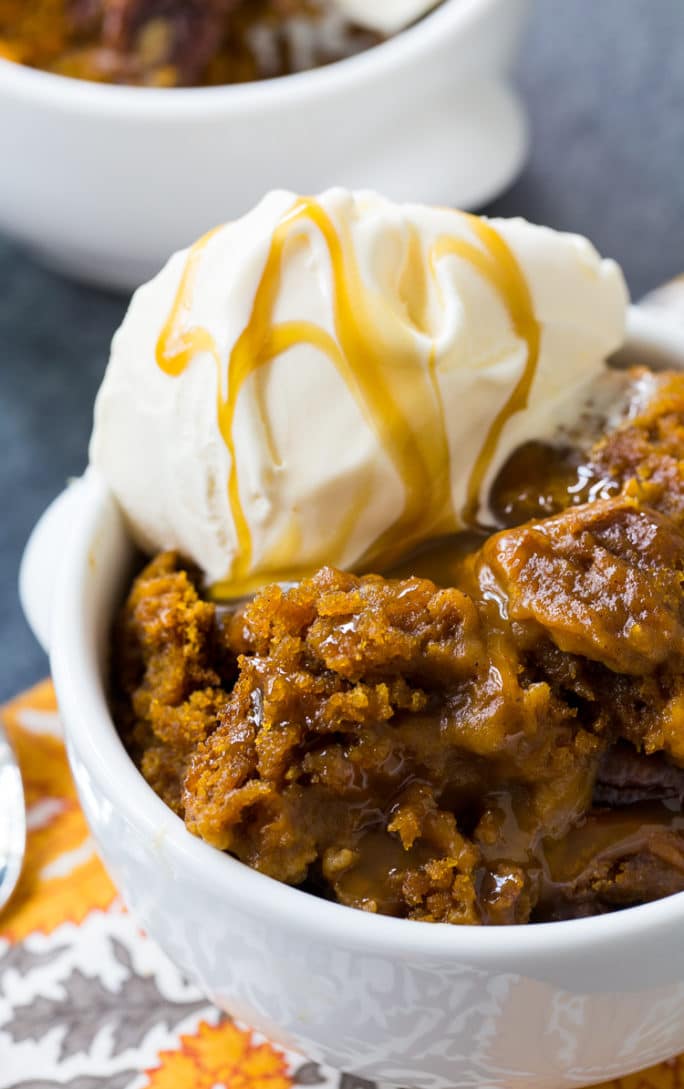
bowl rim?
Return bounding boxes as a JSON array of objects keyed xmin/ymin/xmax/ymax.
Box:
[
  {"xmin": 49, "ymin": 304, "xmax": 684, "ymax": 962},
  {"xmin": 0, "ymin": 0, "xmax": 510, "ymax": 118}
]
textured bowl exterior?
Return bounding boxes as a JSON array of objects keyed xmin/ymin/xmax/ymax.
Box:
[
  {"xmin": 0, "ymin": 0, "xmax": 530, "ymax": 289},
  {"xmin": 23, "ymin": 309, "xmax": 684, "ymax": 1087}
]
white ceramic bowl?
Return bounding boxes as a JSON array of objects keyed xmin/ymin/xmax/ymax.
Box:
[
  {"xmin": 0, "ymin": 0, "xmax": 530, "ymax": 291},
  {"xmin": 20, "ymin": 306, "xmax": 684, "ymax": 1089}
]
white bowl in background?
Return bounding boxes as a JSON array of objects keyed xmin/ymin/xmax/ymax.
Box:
[
  {"xmin": 18, "ymin": 305, "xmax": 684, "ymax": 1089},
  {"xmin": 0, "ymin": 0, "xmax": 530, "ymax": 291}
]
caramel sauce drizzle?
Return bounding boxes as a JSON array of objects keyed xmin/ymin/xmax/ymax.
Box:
[
  {"xmin": 432, "ymin": 216, "xmax": 541, "ymax": 525},
  {"xmin": 156, "ymin": 200, "xmax": 540, "ymax": 597}
]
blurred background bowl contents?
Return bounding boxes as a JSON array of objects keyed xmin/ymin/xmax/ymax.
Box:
[{"xmin": 0, "ymin": 0, "xmax": 395, "ymax": 87}]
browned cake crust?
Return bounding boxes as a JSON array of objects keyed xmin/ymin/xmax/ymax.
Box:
[{"xmin": 112, "ymin": 368, "xmax": 684, "ymax": 924}]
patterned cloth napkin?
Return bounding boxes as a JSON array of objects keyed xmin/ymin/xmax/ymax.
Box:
[
  {"xmin": 1, "ymin": 682, "xmax": 683, "ymax": 1089},
  {"xmin": 0, "ymin": 681, "xmax": 337, "ymax": 1088}
]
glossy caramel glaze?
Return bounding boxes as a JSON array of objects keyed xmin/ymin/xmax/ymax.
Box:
[{"xmin": 113, "ymin": 368, "xmax": 684, "ymax": 924}]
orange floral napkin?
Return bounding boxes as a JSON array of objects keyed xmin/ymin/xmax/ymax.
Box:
[
  {"xmin": 0, "ymin": 680, "xmax": 682, "ymax": 1089},
  {"xmin": 0, "ymin": 682, "xmax": 327, "ymax": 1089}
]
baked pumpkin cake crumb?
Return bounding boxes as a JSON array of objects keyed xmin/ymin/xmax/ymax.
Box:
[{"xmin": 112, "ymin": 368, "xmax": 684, "ymax": 925}]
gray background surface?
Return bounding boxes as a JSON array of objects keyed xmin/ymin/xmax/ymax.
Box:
[{"xmin": 1, "ymin": 0, "xmax": 683, "ymax": 700}]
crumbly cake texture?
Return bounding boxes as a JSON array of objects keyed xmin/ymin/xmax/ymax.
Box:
[{"xmin": 113, "ymin": 369, "xmax": 684, "ymax": 925}]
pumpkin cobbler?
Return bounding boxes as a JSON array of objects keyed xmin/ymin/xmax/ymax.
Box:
[{"xmin": 111, "ymin": 369, "xmax": 684, "ymax": 925}]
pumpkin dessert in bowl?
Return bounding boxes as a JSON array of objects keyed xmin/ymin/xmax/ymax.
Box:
[
  {"xmin": 0, "ymin": 0, "xmax": 440, "ymax": 86},
  {"xmin": 90, "ymin": 189, "xmax": 684, "ymax": 926}
]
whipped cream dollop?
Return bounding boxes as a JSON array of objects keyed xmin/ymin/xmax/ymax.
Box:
[
  {"xmin": 90, "ymin": 189, "xmax": 628, "ymax": 596},
  {"xmin": 333, "ymin": 0, "xmax": 440, "ymax": 34}
]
